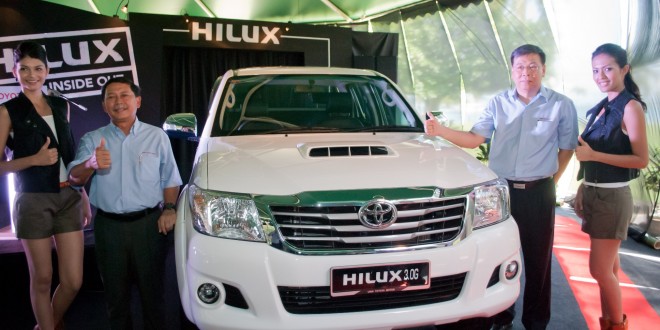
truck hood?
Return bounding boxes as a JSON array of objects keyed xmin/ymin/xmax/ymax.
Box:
[{"xmin": 190, "ymin": 133, "xmax": 497, "ymax": 195}]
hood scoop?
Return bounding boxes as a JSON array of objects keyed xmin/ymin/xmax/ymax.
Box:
[{"xmin": 306, "ymin": 145, "xmax": 391, "ymax": 158}]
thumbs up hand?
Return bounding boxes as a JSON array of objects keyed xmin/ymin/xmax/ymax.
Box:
[
  {"xmin": 33, "ymin": 137, "xmax": 59, "ymax": 166},
  {"xmin": 89, "ymin": 138, "xmax": 111, "ymax": 170},
  {"xmin": 575, "ymin": 136, "xmax": 594, "ymax": 162},
  {"xmin": 425, "ymin": 112, "xmax": 443, "ymax": 136}
]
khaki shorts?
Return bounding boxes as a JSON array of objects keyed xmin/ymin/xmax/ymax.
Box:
[
  {"xmin": 581, "ymin": 185, "xmax": 632, "ymax": 240},
  {"xmin": 13, "ymin": 187, "xmax": 84, "ymax": 239}
]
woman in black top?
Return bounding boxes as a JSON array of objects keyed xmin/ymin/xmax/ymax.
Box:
[
  {"xmin": 574, "ymin": 43, "xmax": 648, "ymax": 330},
  {"xmin": 0, "ymin": 41, "xmax": 91, "ymax": 329}
]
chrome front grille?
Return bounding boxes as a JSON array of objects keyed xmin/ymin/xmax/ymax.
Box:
[{"xmin": 270, "ymin": 197, "xmax": 466, "ymax": 252}]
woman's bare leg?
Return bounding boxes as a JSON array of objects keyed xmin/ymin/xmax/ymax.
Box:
[
  {"xmin": 51, "ymin": 230, "xmax": 85, "ymax": 327},
  {"xmin": 590, "ymin": 238, "xmax": 623, "ymax": 324},
  {"xmin": 22, "ymin": 238, "xmax": 55, "ymax": 330}
]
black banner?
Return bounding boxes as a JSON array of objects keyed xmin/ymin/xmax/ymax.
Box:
[{"xmin": 0, "ymin": 27, "xmax": 138, "ymax": 98}]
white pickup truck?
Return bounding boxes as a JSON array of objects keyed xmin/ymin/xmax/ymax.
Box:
[{"xmin": 173, "ymin": 66, "xmax": 521, "ymax": 330}]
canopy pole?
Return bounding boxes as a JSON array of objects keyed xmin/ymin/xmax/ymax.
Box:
[
  {"xmin": 542, "ymin": 0, "xmax": 567, "ymax": 93},
  {"xmin": 435, "ymin": 1, "xmax": 466, "ymax": 130},
  {"xmin": 484, "ymin": 0, "xmax": 511, "ymax": 86},
  {"xmin": 399, "ymin": 11, "xmax": 416, "ymax": 89}
]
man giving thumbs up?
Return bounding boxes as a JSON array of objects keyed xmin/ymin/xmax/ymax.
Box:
[{"xmin": 68, "ymin": 77, "xmax": 182, "ymax": 330}]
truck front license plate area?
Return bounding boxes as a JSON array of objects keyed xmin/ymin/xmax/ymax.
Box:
[{"xmin": 330, "ymin": 261, "xmax": 430, "ymax": 297}]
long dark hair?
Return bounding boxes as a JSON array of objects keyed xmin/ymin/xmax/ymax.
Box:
[
  {"xmin": 14, "ymin": 41, "xmax": 48, "ymax": 67},
  {"xmin": 592, "ymin": 43, "xmax": 647, "ymax": 111}
]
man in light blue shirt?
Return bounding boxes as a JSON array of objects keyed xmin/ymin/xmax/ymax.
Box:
[
  {"xmin": 425, "ymin": 44, "xmax": 578, "ymax": 330},
  {"xmin": 472, "ymin": 86, "xmax": 578, "ymax": 182},
  {"xmin": 68, "ymin": 77, "xmax": 182, "ymax": 330}
]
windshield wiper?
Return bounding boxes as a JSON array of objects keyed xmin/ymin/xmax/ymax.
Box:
[
  {"xmin": 262, "ymin": 127, "xmax": 341, "ymax": 134},
  {"xmin": 228, "ymin": 126, "xmax": 422, "ymax": 136},
  {"xmin": 346, "ymin": 126, "xmax": 425, "ymax": 133}
]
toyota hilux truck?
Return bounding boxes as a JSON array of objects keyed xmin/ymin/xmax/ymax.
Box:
[{"xmin": 173, "ymin": 66, "xmax": 521, "ymax": 330}]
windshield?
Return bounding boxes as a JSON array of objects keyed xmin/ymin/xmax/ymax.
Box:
[{"xmin": 211, "ymin": 74, "xmax": 424, "ymax": 136}]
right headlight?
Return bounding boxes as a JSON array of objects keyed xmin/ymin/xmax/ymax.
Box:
[
  {"xmin": 188, "ymin": 184, "xmax": 265, "ymax": 242},
  {"xmin": 471, "ymin": 179, "xmax": 510, "ymax": 229}
]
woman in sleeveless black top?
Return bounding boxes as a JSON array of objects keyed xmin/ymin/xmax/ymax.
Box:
[
  {"xmin": 0, "ymin": 41, "xmax": 91, "ymax": 330},
  {"xmin": 574, "ymin": 43, "xmax": 648, "ymax": 330}
]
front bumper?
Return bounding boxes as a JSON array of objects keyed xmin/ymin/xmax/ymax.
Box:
[{"xmin": 175, "ymin": 201, "xmax": 521, "ymax": 330}]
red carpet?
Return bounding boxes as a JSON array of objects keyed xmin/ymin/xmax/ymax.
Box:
[{"xmin": 553, "ymin": 215, "xmax": 660, "ymax": 329}]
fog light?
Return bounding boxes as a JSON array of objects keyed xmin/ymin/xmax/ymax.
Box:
[
  {"xmin": 504, "ymin": 261, "xmax": 519, "ymax": 280},
  {"xmin": 197, "ymin": 283, "xmax": 220, "ymax": 304}
]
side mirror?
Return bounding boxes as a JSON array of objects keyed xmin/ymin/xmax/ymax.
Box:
[
  {"xmin": 163, "ymin": 113, "xmax": 198, "ymax": 186},
  {"xmin": 163, "ymin": 113, "xmax": 198, "ymax": 139}
]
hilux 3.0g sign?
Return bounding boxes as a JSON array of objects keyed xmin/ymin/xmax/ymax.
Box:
[{"xmin": 0, "ymin": 27, "xmax": 138, "ymax": 100}]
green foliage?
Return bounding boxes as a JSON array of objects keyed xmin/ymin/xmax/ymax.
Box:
[
  {"xmin": 644, "ymin": 147, "xmax": 660, "ymax": 193},
  {"xmin": 644, "ymin": 147, "xmax": 660, "ymax": 221},
  {"xmin": 476, "ymin": 142, "xmax": 490, "ymax": 163}
]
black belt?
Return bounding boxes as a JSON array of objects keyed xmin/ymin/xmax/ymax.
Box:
[
  {"xmin": 97, "ymin": 205, "xmax": 161, "ymax": 222},
  {"xmin": 507, "ymin": 177, "xmax": 552, "ymax": 190}
]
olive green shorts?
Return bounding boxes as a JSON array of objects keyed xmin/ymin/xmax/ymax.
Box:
[
  {"xmin": 581, "ymin": 185, "xmax": 632, "ymax": 240},
  {"xmin": 12, "ymin": 187, "xmax": 84, "ymax": 239}
]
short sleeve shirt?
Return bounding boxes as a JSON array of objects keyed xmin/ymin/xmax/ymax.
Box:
[
  {"xmin": 470, "ymin": 86, "xmax": 578, "ymax": 181},
  {"xmin": 68, "ymin": 119, "xmax": 182, "ymax": 213}
]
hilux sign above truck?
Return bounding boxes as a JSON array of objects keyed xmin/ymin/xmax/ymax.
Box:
[
  {"xmin": 161, "ymin": 18, "xmax": 336, "ymax": 65},
  {"xmin": 189, "ymin": 21, "xmax": 281, "ymax": 44}
]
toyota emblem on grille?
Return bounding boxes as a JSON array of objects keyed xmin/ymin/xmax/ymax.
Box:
[{"xmin": 358, "ymin": 200, "xmax": 398, "ymax": 229}]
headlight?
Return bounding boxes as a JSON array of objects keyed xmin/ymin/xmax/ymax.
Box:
[
  {"xmin": 188, "ymin": 185, "xmax": 265, "ymax": 241},
  {"xmin": 472, "ymin": 179, "xmax": 510, "ymax": 229}
]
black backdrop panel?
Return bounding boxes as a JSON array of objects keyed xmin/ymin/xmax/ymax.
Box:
[
  {"xmin": 376, "ymin": 56, "xmax": 398, "ymax": 83},
  {"xmin": 353, "ymin": 56, "xmax": 376, "ymax": 71},
  {"xmin": 351, "ymin": 31, "xmax": 399, "ymax": 82}
]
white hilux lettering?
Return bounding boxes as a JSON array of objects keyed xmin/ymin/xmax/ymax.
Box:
[
  {"xmin": 342, "ymin": 270, "xmax": 405, "ymax": 286},
  {"xmin": 191, "ymin": 22, "xmax": 280, "ymax": 44},
  {"xmin": 1, "ymin": 39, "xmax": 124, "ymax": 73}
]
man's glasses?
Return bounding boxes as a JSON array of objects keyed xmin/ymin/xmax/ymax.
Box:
[{"xmin": 513, "ymin": 64, "xmax": 541, "ymax": 73}]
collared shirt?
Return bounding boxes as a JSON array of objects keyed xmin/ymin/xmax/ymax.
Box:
[
  {"xmin": 470, "ymin": 86, "xmax": 578, "ymax": 181},
  {"xmin": 68, "ymin": 119, "xmax": 182, "ymax": 213}
]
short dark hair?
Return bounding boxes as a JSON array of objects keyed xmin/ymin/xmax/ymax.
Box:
[
  {"xmin": 101, "ymin": 77, "xmax": 141, "ymax": 100},
  {"xmin": 14, "ymin": 41, "xmax": 48, "ymax": 67},
  {"xmin": 510, "ymin": 44, "xmax": 546, "ymax": 65}
]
